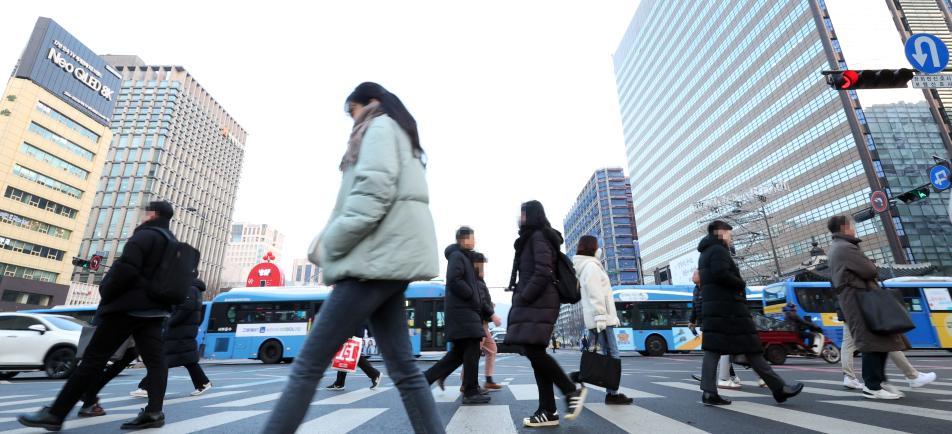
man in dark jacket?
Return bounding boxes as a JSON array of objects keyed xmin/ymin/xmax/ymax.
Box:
[
  {"xmin": 423, "ymin": 227, "xmax": 490, "ymax": 404},
  {"xmin": 697, "ymin": 220, "xmax": 803, "ymax": 406},
  {"xmin": 19, "ymin": 201, "xmax": 178, "ymax": 430},
  {"xmin": 783, "ymin": 304, "xmax": 822, "ymax": 352},
  {"xmin": 132, "ymin": 279, "xmax": 211, "ymax": 398}
]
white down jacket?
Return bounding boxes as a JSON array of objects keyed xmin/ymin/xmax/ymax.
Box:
[{"xmin": 572, "ymin": 254, "xmax": 621, "ymax": 330}]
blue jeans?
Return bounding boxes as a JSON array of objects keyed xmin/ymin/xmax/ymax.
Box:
[
  {"xmin": 587, "ymin": 326, "xmax": 620, "ymax": 394},
  {"xmin": 262, "ymin": 280, "xmax": 444, "ymax": 434}
]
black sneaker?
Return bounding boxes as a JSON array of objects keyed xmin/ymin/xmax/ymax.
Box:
[
  {"xmin": 605, "ymin": 393, "xmax": 634, "ymax": 405},
  {"xmin": 120, "ymin": 409, "xmax": 165, "ymax": 430},
  {"xmin": 563, "ymin": 386, "xmax": 588, "ymax": 421},
  {"xmin": 701, "ymin": 392, "xmax": 731, "ymax": 406},
  {"xmin": 461, "ymin": 393, "xmax": 491, "ymax": 405},
  {"xmin": 325, "ymin": 384, "xmax": 345, "ymax": 391},
  {"xmin": 370, "ymin": 375, "xmax": 381, "ymax": 390},
  {"xmin": 17, "ymin": 407, "xmax": 63, "ymax": 431},
  {"xmin": 773, "ymin": 382, "xmax": 804, "ymax": 404},
  {"xmin": 436, "ymin": 376, "xmax": 446, "ymax": 391},
  {"xmin": 523, "ymin": 410, "xmax": 559, "ymax": 427}
]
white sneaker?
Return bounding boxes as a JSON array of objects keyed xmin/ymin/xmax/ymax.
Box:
[
  {"xmin": 190, "ymin": 382, "xmax": 212, "ymax": 396},
  {"xmin": 843, "ymin": 376, "xmax": 864, "ymax": 390},
  {"xmin": 862, "ymin": 386, "xmax": 901, "ymax": 400},
  {"xmin": 909, "ymin": 372, "xmax": 936, "ymax": 388},
  {"xmin": 880, "ymin": 383, "xmax": 905, "ymax": 397},
  {"xmin": 757, "ymin": 378, "xmax": 767, "ymax": 388},
  {"xmin": 717, "ymin": 380, "xmax": 741, "ymax": 390},
  {"xmin": 129, "ymin": 388, "xmax": 148, "ymax": 398}
]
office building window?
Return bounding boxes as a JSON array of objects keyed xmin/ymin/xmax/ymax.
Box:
[
  {"xmin": 0, "ymin": 262, "xmax": 58, "ymax": 282},
  {"xmin": 34, "ymin": 101, "xmax": 100, "ymax": 143},
  {"xmin": 3, "ymin": 187, "xmax": 78, "ymax": 219},
  {"xmin": 20, "ymin": 143, "xmax": 89, "ymax": 180},
  {"xmin": 26, "ymin": 122, "xmax": 94, "ymax": 161},
  {"xmin": 12, "ymin": 165, "xmax": 83, "ymax": 198},
  {"xmin": 1, "ymin": 289, "xmax": 53, "ymax": 307},
  {"xmin": 0, "ymin": 235, "xmax": 65, "ymax": 261},
  {"xmin": 0, "ymin": 209, "xmax": 71, "ymax": 239}
]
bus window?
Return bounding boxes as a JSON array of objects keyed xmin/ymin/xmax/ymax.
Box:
[
  {"xmin": 615, "ymin": 302, "xmax": 635, "ymax": 327},
  {"xmin": 794, "ymin": 287, "xmax": 838, "ymax": 313},
  {"xmin": 924, "ymin": 287, "xmax": 952, "ymax": 311},
  {"xmin": 899, "ymin": 288, "xmax": 925, "ymax": 312},
  {"xmin": 208, "ymin": 303, "xmax": 238, "ymax": 332},
  {"xmin": 764, "ymin": 286, "xmax": 786, "ymax": 305}
]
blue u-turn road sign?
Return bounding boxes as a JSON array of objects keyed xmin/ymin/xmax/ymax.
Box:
[
  {"xmin": 930, "ymin": 164, "xmax": 951, "ymax": 191},
  {"xmin": 906, "ymin": 33, "xmax": 949, "ymax": 74}
]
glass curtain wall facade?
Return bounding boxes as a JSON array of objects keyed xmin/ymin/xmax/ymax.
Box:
[
  {"xmin": 614, "ymin": 0, "xmax": 896, "ymax": 283},
  {"xmin": 72, "ymin": 56, "xmax": 247, "ymax": 294},
  {"xmin": 866, "ymin": 102, "xmax": 952, "ymax": 273}
]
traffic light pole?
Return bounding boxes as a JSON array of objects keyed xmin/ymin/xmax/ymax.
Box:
[{"xmin": 760, "ymin": 204, "xmax": 783, "ymax": 279}]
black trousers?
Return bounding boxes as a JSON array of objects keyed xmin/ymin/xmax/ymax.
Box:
[
  {"xmin": 50, "ymin": 315, "xmax": 167, "ymax": 417},
  {"xmin": 139, "ymin": 361, "xmax": 209, "ymax": 390},
  {"xmin": 523, "ymin": 344, "xmax": 575, "ymax": 413},
  {"xmin": 424, "ymin": 338, "xmax": 481, "ymax": 396},
  {"xmin": 862, "ymin": 351, "xmax": 889, "ymax": 390},
  {"xmin": 701, "ymin": 351, "xmax": 785, "ymax": 394},
  {"xmin": 81, "ymin": 346, "xmax": 139, "ymax": 406},
  {"xmin": 333, "ymin": 356, "xmax": 380, "ymax": 386}
]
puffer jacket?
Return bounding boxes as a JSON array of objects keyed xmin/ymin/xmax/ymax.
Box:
[
  {"xmin": 164, "ymin": 279, "xmax": 205, "ymax": 367},
  {"xmin": 443, "ymin": 244, "xmax": 486, "ymax": 341},
  {"xmin": 572, "ymin": 254, "xmax": 620, "ymax": 330},
  {"xmin": 311, "ymin": 115, "xmax": 439, "ymax": 284},
  {"xmin": 505, "ymin": 230, "xmax": 561, "ymax": 346},
  {"xmin": 97, "ymin": 218, "xmax": 175, "ymax": 316},
  {"xmin": 697, "ymin": 233, "xmax": 762, "ymax": 355}
]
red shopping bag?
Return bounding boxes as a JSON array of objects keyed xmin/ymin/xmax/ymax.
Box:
[{"xmin": 331, "ymin": 337, "xmax": 363, "ymax": 372}]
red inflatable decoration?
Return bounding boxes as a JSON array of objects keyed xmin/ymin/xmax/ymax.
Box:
[{"xmin": 246, "ymin": 251, "xmax": 284, "ymax": 287}]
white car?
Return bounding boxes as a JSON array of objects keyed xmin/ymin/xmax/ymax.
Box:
[{"xmin": 0, "ymin": 313, "xmax": 83, "ymax": 379}]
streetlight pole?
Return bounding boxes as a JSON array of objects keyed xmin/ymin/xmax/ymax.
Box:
[
  {"xmin": 186, "ymin": 207, "xmax": 206, "ymax": 272},
  {"xmin": 756, "ymin": 196, "xmax": 783, "ymax": 279}
]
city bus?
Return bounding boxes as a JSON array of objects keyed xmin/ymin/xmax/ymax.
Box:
[
  {"xmin": 762, "ymin": 278, "xmax": 952, "ymax": 350},
  {"xmin": 203, "ymin": 281, "xmax": 446, "ymax": 363},
  {"xmin": 611, "ymin": 285, "xmax": 763, "ymax": 356},
  {"xmin": 25, "ymin": 302, "xmax": 212, "ymax": 349}
]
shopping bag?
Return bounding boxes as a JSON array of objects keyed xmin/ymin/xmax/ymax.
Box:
[
  {"xmin": 331, "ymin": 336, "xmax": 363, "ymax": 372},
  {"xmin": 578, "ymin": 347, "xmax": 621, "ymax": 390}
]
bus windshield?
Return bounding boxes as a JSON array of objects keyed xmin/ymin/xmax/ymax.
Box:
[{"xmin": 764, "ymin": 285, "xmax": 786, "ymax": 305}]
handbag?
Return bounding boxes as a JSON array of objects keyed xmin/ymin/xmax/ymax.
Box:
[
  {"xmin": 857, "ymin": 286, "xmax": 915, "ymax": 335},
  {"xmin": 578, "ymin": 344, "xmax": 621, "ymax": 390},
  {"xmin": 331, "ymin": 336, "xmax": 364, "ymax": 373}
]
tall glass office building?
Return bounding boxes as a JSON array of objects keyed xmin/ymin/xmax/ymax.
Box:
[
  {"xmin": 614, "ymin": 0, "xmax": 900, "ymax": 282},
  {"xmin": 866, "ymin": 102, "xmax": 952, "ymax": 273}
]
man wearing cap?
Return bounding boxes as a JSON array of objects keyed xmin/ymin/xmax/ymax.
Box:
[
  {"xmin": 696, "ymin": 220, "xmax": 803, "ymax": 407},
  {"xmin": 19, "ymin": 201, "xmax": 180, "ymax": 431}
]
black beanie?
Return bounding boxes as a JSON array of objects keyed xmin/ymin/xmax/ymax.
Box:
[{"xmin": 146, "ymin": 201, "xmax": 174, "ymax": 219}]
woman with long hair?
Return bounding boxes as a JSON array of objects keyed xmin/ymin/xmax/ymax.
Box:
[
  {"xmin": 262, "ymin": 82, "xmax": 443, "ymax": 433},
  {"xmin": 505, "ymin": 201, "xmax": 587, "ymax": 428}
]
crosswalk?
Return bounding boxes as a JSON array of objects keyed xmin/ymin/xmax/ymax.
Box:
[{"xmin": 1, "ymin": 373, "xmax": 951, "ymax": 433}]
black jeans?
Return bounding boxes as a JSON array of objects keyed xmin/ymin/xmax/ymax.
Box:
[
  {"xmin": 701, "ymin": 351, "xmax": 785, "ymax": 394},
  {"xmin": 81, "ymin": 346, "xmax": 139, "ymax": 406},
  {"xmin": 333, "ymin": 356, "xmax": 380, "ymax": 386},
  {"xmin": 139, "ymin": 362, "xmax": 210, "ymax": 390},
  {"xmin": 862, "ymin": 351, "xmax": 889, "ymax": 390},
  {"xmin": 50, "ymin": 315, "xmax": 167, "ymax": 417},
  {"xmin": 262, "ymin": 280, "xmax": 442, "ymax": 434},
  {"xmin": 523, "ymin": 344, "xmax": 575, "ymax": 413},
  {"xmin": 424, "ymin": 338, "xmax": 482, "ymax": 397}
]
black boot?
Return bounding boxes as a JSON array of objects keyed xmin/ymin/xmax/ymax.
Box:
[
  {"xmin": 17, "ymin": 407, "xmax": 64, "ymax": 431},
  {"xmin": 701, "ymin": 392, "xmax": 731, "ymax": 406},
  {"xmin": 120, "ymin": 409, "xmax": 165, "ymax": 430},
  {"xmin": 772, "ymin": 382, "xmax": 804, "ymax": 403}
]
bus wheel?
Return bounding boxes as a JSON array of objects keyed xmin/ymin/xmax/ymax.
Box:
[
  {"xmin": 765, "ymin": 345, "xmax": 787, "ymax": 365},
  {"xmin": 258, "ymin": 340, "xmax": 283, "ymax": 364},
  {"xmin": 645, "ymin": 335, "xmax": 667, "ymax": 357}
]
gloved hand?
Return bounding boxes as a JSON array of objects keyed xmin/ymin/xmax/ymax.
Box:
[{"xmin": 596, "ymin": 320, "xmax": 607, "ymax": 333}]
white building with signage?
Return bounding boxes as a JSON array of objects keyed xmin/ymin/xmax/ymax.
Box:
[{"xmin": 65, "ymin": 281, "xmax": 99, "ymax": 305}]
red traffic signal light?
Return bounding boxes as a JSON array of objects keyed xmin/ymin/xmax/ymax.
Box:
[{"xmin": 826, "ymin": 69, "xmax": 914, "ymax": 90}]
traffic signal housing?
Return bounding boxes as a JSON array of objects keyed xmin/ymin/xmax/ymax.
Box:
[
  {"xmin": 896, "ymin": 185, "xmax": 931, "ymax": 204},
  {"xmin": 826, "ymin": 69, "xmax": 914, "ymax": 90},
  {"xmin": 71, "ymin": 257, "xmax": 90, "ymax": 268}
]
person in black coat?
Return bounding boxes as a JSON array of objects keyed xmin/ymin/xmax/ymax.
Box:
[
  {"xmin": 505, "ymin": 201, "xmax": 586, "ymax": 427},
  {"xmin": 326, "ymin": 322, "xmax": 381, "ymax": 390},
  {"xmin": 697, "ymin": 220, "xmax": 802, "ymax": 406},
  {"xmin": 133, "ymin": 279, "xmax": 211, "ymax": 397},
  {"xmin": 19, "ymin": 201, "xmax": 177, "ymax": 431},
  {"xmin": 423, "ymin": 227, "xmax": 490, "ymax": 404}
]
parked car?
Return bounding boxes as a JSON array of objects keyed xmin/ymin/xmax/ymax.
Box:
[{"xmin": 0, "ymin": 313, "xmax": 83, "ymax": 379}]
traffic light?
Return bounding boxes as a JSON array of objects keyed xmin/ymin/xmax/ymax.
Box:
[
  {"xmin": 71, "ymin": 257, "xmax": 90, "ymax": 268},
  {"xmin": 826, "ymin": 69, "xmax": 914, "ymax": 90},
  {"xmin": 896, "ymin": 185, "xmax": 931, "ymax": 204},
  {"xmin": 852, "ymin": 208, "xmax": 876, "ymax": 223}
]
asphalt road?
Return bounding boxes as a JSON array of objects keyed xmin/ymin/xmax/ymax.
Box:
[{"xmin": 1, "ymin": 350, "xmax": 950, "ymax": 433}]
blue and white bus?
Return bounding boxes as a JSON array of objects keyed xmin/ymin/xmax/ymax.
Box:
[
  {"xmin": 763, "ymin": 277, "xmax": 952, "ymax": 350},
  {"xmin": 612, "ymin": 285, "xmax": 763, "ymax": 356},
  {"xmin": 203, "ymin": 282, "xmax": 447, "ymax": 363}
]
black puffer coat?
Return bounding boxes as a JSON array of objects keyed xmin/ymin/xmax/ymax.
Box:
[
  {"xmin": 98, "ymin": 218, "xmax": 175, "ymax": 316},
  {"xmin": 476, "ymin": 277, "xmax": 494, "ymax": 322},
  {"xmin": 164, "ymin": 279, "xmax": 205, "ymax": 367},
  {"xmin": 443, "ymin": 245, "xmax": 485, "ymax": 341},
  {"xmin": 697, "ymin": 234, "xmax": 762, "ymax": 354},
  {"xmin": 506, "ymin": 230, "xmax": 561, "ymax": 347}
]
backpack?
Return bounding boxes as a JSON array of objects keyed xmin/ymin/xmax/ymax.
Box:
[
  {"xmin": 553, "ymin": 251, "xmax": 581, "ymax": 304},
  {"xmin": 144, "ymin": 227, "xmax": 200, "ymax": 305}
]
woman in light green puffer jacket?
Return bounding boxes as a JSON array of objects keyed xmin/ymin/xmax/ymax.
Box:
[{"xmin": 264, "ymin": 82, "xmax": 444, "ymax": 434}]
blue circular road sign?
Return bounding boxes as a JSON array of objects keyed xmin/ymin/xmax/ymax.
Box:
[
  {"xmin": 906, "ymin": 33, "xmax": 949, "ymax": 74},
  {"xmin": 930, "ymin": 164, "xmax": 951, "ymax": 191}
]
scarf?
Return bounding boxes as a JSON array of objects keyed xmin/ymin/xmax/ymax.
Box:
[{"xmin": 339, "ymin": 101, "xmax": 385, "ymax": 171}]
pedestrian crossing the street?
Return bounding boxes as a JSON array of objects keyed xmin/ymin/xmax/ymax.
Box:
[{"xmin": 2, "ymin": 373, "xmax": 951, "ymax": 433}]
